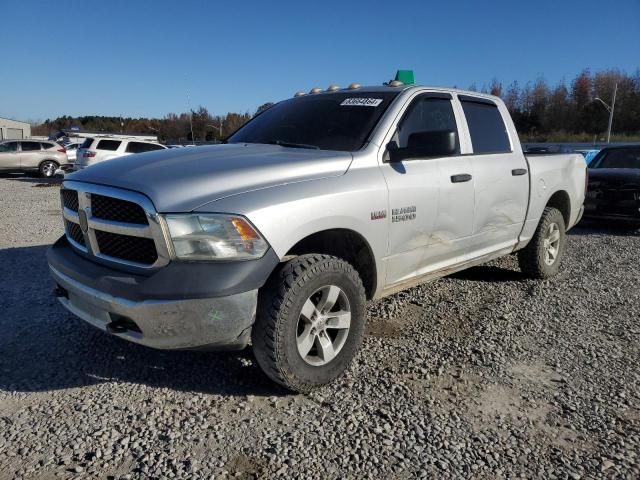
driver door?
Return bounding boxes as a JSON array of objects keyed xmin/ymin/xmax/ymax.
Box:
[
  {"xmin": 380, "ymin": 93, "xmax": 475, "ymax": 287},
  {"xmin": 0, "ymin": 141, "xmax": 20, "ymax": 169}
]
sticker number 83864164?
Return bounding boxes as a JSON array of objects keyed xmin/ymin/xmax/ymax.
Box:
[{"xmin": 340, "ymin": 98, "xmax": 383, "ymax": 107}]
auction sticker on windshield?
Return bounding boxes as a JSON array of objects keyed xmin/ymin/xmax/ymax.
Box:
[{"xmin": 340, "ymin": 98, "xmax": 384, "ymax": 107}]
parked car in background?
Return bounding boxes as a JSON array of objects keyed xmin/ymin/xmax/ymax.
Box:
[
  {"xmin": 74, "ymin": 137, "xmax": 167, "ymax": 170},
  {"xmin": 584, "ymin": 146, "xmax": 640, "ymax": 229},
  {"xmin": 64, "ymin": 142, "xmax": 82, "ymax": 162},
  {"xmin": 0, "ymin": 139, "xmax": 68, "ymax": 177},
  {"xmin": 575, "ymin": 149, "xmax": 600, "ymax": 165}
]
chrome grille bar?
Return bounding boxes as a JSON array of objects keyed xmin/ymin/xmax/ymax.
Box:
[{"xmin": 60, "ymin": 180, "xmax": 171, "ymax": 270}]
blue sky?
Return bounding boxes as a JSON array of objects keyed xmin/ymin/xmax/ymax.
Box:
[{"xmin": 1, "ymin": 0, "xmax": 638, "ymax": 122}]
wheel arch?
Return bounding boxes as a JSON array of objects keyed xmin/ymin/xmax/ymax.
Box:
[
  {"xmin": 545, "ymin": 190, "xmax": 571, "ymax": 227},
  {"xmin": 284, "ymin": 228, "xmax": 377, "ymax": 300}
]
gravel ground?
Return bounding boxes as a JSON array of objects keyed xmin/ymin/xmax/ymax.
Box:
[{"xmin": 0, "ymin": 174, "xmax": 638, "ymax": 479}]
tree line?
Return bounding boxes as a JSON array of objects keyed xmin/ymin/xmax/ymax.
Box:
[
  {"xmin": 472, "ymin": 68, "xmax": 639, "ymax": 142},
  {"xmin": 32, "ymin": 68, "xmax": 640, "ymax": 143}
]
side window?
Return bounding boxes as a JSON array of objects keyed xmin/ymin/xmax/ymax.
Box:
[
  {"xmin": 96, "ymin": 140, "xmax": 121, "ymax": 151},
  {"xmin": 0, "ymin": 142, "xmax": 18, "ymax": 152},
  {"xmin": 125, "ymin": 142, "xmax": 164, "ymax": 154},
  {"xmin": 40, "ymin": 142, "xmax": 55, "ymax": 150},
  {"xmin": 21, "ymin": 142, "xmax": 42, "ymax": 152},
  {"xmin": 396, "ymin": 96, "xmax": 460, "ymax": 154},
  {"xmin": 80, "ymin": 138, "xmax": 94, "ymax": 148},
  {"xmin": 460, "ymin": 99, "xmax": 511, "ymax": 154}
]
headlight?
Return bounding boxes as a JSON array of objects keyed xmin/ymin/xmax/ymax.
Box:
[{"xmin": 165, "ymin": 214, "xmax": 268, "ymax": 261}]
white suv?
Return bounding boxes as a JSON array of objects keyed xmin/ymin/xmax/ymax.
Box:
[{"xmin": 74, "ymin": 137, "xmax": 167, "ymax": 170}]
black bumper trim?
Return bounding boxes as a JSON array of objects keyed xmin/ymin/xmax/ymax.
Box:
[{"xmin": 47, "ymin": 236, "xmax": 280, "ymax": 302}]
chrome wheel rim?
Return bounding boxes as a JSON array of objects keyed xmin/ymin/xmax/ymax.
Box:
[
  {"xmin": 42, "ymin": 161, "xmax": 57, "ymax": 177},
  {"xmin": 296, "ymin": 285, "xmax": 351, "ymax": 366},
  {"xmin": 543, "ymin": 222, "xmax": 561, "ymax": 266}
]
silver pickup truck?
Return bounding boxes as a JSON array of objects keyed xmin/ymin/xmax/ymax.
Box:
[{"xmin": 48, "ymin": 84, "xmax": 586, "ymax": 392}]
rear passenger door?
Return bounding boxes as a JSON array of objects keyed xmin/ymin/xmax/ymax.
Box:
[
  {"xmin": 19, "ymin": 141, "xmax": 44, "ymax": 168},
  {"xmin": 459, "ymin": 95, "xmax": 529, "ymax": 258},
  {"xmin": 380, "ymin": 92, "xmax": 475, "ymax": 287},
  {"xmin": 95, "ymin": 139, "xmax": 122, "ymax": 162}
]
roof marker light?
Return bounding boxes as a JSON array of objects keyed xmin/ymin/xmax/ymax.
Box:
[
  {"xmin": 348, "ymin": 82, "xmax": 361, "ymax": 90},
  {"xmin": 309, "ymin": 87, "xmax": 323, "ymax": 94},
  {"xmin": 384, "ymin": 70, "xmax": 415, "ymax": 87},
  {"xmin": 294, "ymin": 91, "xmax": 306, "ymax": 97},
  {"xmin": 326, "ymin": 84, "xmax": 340, "ymax": 92}
]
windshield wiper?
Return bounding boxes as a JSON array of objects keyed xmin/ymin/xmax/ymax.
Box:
[{"xmin": 265, "ymin": 139, "xmax": 320, "ymax": 150}]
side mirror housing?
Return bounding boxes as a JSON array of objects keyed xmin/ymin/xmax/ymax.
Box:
[{"xmin": 388, "ymin": 130, "xmax": 457, "ymax": 162}]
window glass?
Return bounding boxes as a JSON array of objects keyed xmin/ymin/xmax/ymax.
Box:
[
  {"xmin": 0, "ymin": 142, "xmax": 18, "ymax": 152},
  {"xmin": 96, "ymin": 139, "xmax": 121, "ymax": 151},
  {"xmin": 80, "ymin": 138, "xmax": 94, "ymax": 148},
  {"xmin": 460, "ymin": 100, "xmax": 511, "ymax": 154},
  {"xmin": 40, "ymin": 142, "xmax": 56, "ymax": 150},
  {"xmin": 593, "ymin": 148, "xmax": 640, "ymax": 169},
  {"xmin": 21, "ymin": 141, "xmax": 42, "ymax": 151},
  {"xmin": 125, "ymin": 142, "xmax": 165, "ymax": 153},
  {"xmin": 396, "ymin": 97, "xmax": 459, "ymax": 152},
  {"xmin": 229, "ymin": 92, "xmax": 399, "ymax": 151}
]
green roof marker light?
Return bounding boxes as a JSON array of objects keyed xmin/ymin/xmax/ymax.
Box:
[{"xmin": 395, "ymin": 70, "xmax": 415, "ymax": 85}]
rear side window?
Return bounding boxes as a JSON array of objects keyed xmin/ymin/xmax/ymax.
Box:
[
  {"xmin": 460, "ymin": 99, "xmax": 511, "ymax": 154},
  {"xmin": 40, "ymin": 142, "xmax": 55, "ymax": 150},
  {"xmin": 80, "ymin": 138, "xmax": 94, "ymax": 148},
  {"xmin": 21, "ymin": 141, "xmax": 42, "ymax": 151},
  {"xmin": 125, "ymin": 142, "xmax": 165, "ymax": 154},
  {"xmin": 96, "ymin": 140, "xmax": 121, "ymax": 151}
]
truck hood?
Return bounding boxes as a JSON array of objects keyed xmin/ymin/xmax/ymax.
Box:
[{"xmin": 68, "ymin": 143, "xmax": 353, "ymax": 212}]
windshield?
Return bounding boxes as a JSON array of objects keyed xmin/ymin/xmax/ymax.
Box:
[
  {"xmin": 228, "ymin": 91, "xmax": 399, "ymax": 151},
  {"xmin": 591, "ymin": 148, "xmax": 640, "ymax": 169}
]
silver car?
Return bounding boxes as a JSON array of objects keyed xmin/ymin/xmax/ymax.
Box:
[{"xmin": 0, "ymin": 140, "xmax": 69, "ymax": 177}]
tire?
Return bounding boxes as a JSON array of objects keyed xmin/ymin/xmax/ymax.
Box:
[
  {"xmin": 252, "ymin": 254, "xmax": 366, "ymax": 393},
  {"xmin": 518, "ymin": 207, "xmax": 566, "ymax": 279},
  {"xmin": 39, "ymin": 160, "xmax": 59, "ymax": 178}
]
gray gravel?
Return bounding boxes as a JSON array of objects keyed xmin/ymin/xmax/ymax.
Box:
[{"xmin": 0, "ymin": 174, "xmax": 638, "ymax": 479}]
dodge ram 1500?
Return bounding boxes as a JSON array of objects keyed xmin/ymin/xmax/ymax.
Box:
[{"xmin": 48, "ymin": 82, "xmax": 586, "ymax": 392}]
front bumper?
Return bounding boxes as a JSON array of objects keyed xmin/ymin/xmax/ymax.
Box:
[
  {"xmin": 51, "ymin": 265, "xmax": 257, "ymax": 350},
  {"xmin": 48, "ymin": 236, "xmax": 280, "ymax": 350}
]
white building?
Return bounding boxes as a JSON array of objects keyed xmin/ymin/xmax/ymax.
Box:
[{"xmin": 0, "ymin": 117, "xmax": 31, "ymax": 140}]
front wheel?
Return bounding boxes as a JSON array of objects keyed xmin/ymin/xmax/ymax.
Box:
[
  {"xmin": 518, "ymin": 207, "xmax": 566, "ymax": 279},
  {"xmin": 252, "ymin": 254, "xmax": 366, "ymax": 392},
  {"xmin": 39, "ymin": 160, "xmax": 59, "ymax": 178}
]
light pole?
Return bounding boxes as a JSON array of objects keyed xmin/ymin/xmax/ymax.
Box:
[
  {"xmin": 594, "ymin": 82, "xmax": 617, "ymax": 144},
  {"xmin": 207, "ymin": 121, "xmax": 223, "ymax": 140}
]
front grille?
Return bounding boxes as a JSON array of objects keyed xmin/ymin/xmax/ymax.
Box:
[
  {"xmin": 95, "ymin": 230, "xmax": 158, "ymax": 265},
  {"xmin": 62, "ymin": 183, "xmax": 166, "ymax": 269},
  {"xmin": 91, "ymin": 194, "xmax": 148, "ymax": 225},
  {"xmin": 65, "ymin": 220, "xmax": 85, "ymax": 246},
  {"xmin": 61, "ymin": 189, "xmax": 79, "ymax": 212}
]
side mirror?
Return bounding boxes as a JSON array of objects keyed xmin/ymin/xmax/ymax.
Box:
[{"xmin": 388, "ymin": 130, "xmax": 457, "ymax": 162}]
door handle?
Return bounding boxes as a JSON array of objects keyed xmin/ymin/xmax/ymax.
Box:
[
  {"xmin": 512, "ymin": 168, "xmax": 527, "ymax": 176},
  {"xmin": 451, "ymin": 173, "xmax": 472, "ymax": 183}
]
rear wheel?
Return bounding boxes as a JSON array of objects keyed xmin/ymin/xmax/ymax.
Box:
[
  {"xmin": 39, "ymin": 160, "xmax": 59, "ymax": 178},
  {"xmin": 518, "ymin": 207, "xmax": 566, "ymax": 278},
  {"xmin": 252, "ymin": 254, "xmax": 366, "ymax": 392}
]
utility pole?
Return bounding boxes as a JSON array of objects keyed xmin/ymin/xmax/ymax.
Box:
[
  {"xmin": 187, "ymin": 89, "xmax": 195, "ymax": 143},
  {"xmin": 595, "ymin": 82, "xmax": 618, "ymax": 144}
]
